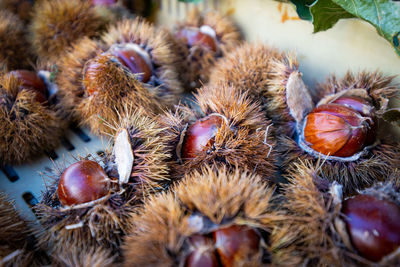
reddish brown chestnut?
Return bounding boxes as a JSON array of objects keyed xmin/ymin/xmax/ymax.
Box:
[
  {"xmin": 9, "ymin": 70, "xmax": 47, "ymax": 104},
  {"xmin": 182, "ymin": 115, "xmax": 224, "ymax": 159},
  {"xmin": 213, "ymin": 225, "xmax": 260, "ymax": 266},
  {"xmin": 83, "ymin": 59, "xmax": 102, "ymax": 96},
  {"xmin": 111, "ymin": 45, "xmax": 152, "ymax": 83},
  {"xmin": 332, "ymin": 96, "xmax": 377, "ymax": 145},
  {"xmin": 177, "ymin": 27, "xmax": 218, "ymax": 52},
  {"xmin": 342, "ymin": 195, "xmax": 400, "ymax": 262},
  {"xmin": 57, "ymin": 160, "xmax": 110, "ymax": 206},
  {"xmin": 185, "ymin": 235, "xmax": 219, "ymax": 267},
  {"xmin": 304, "ymin": 104, "xmax": 369, "ymax": 157}
]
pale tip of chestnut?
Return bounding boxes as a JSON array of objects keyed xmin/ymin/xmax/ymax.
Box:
[
  {"xmin": 199, "ymin": 25, "xmax": 217, "ymax": 39},
  {"xmin": 114, "ymin": 128, "xmax": 134, "ymax": 185}
]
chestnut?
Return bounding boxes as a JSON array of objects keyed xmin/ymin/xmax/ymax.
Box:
[
  {"xmin": 342, "ymin": 194, "xmax": 400, "ymax": 262},
  {"xmin": 176, "ymin": 26, "xmax": 218, "ymax": 52},
  {"xmin": 83, "ymin": 58, "xmax": 103, "ymax": 96},
  {"xmin": 332, "ymin": 96, "xmax": 377, "ymax": 145},
  {"xmin": 57, "ymin": 160, "xmax": 110, "ymax": 206},
  {"xmin": 182, "ymin": 115, "xmax": 224, "ymax": 159},
  {"xmin": 9, "ymin": 70, "xmax": 47, "ymax": 104},
  {"xmin": 304, "ymin": 104, "xmax": 370, "ymax": 157},
  {"xmin": 185, "ymin": 235, "xmax": 219, "ymax": 267},
  {"xmin": 110, "ymin": 44, "xmax": 152, "ymax": 83},
  {"xmin": 213, "ymin": 225, "xmax": 260, "ymax": 266}
]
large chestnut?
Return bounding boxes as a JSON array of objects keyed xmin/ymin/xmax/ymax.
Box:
[
  {"xmin": 342, "ymin": 195, "xmax": 400, "ymax": 262},
  {"xmin": 213, "ymin": 225, "xmax": 261, "ymax": 266},
  {"xmin": 182, "ymin": 115, "xmax": 224, "ymax": 159},
  {"xmin": 110, "ymin": 45, "xmax": 152, "ymax": 83},
  {"xmin": 304, "ymin": 104, "xmax": 370, "ymax": 157},
  {"xmin": 9, "ymin": 70, "xmax": 47, "ymax": 104},
  {"xmin": 176, "ymin": 26, "xmax": 218, "ymax": 52},
  {"xmin": 185, "ymin": 235, "xmax": 219, "ymax": 267},
  {"xmin": 57, "ymin": 160, "xmax": 110, "ymax": 206}
]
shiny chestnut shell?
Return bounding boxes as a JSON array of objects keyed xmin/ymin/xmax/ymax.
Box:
[
  {"xmin": 342, "ymin": 195, "xmax": 400, "ymax": 262},
  {"xmin": 213, "ymin": 225, "xmax": 261, "ymax": 266},
  {"xmin": 332, "ymin": 96, "xmax": 377, "ymax": 145},
  {"xmin": 177, "ymin": 27, "xmax": 218, "ymax": 52},
  {"xmin": 9, "ymin": 70, "xmax": 47, "ymax": 104},
  {"xmin": 111, "ymin": 46, "xmax": 152, "ymax": 83},
  {"xmin": 57, "ymin": 160, "xmax": 110, "ymax": 206},
  {"xmin": 304, "ymin": 104, "xmax": 369, "ymax": 157},
  {"xmin": 182, "ymin": 115, "xmax": 224, "ymax": 159},
  {"xmin": 185, "ymin": 235, "xmax": 219, "ymax": 267}
]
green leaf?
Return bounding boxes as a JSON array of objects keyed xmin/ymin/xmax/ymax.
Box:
[
  {"xmin": 178, "ymin": 0, "xmax": 203, "ymax": 3},
  {"xmin": 332, "ymin": 0, "xmax": 400, "ymax": 56},
  {"xmin": 291, "ymin": 0, "xmax": 316, "ymax": 20},
  {"xmin": 310, "ymin": 0, "xmax": 355, "ymax": 32}
]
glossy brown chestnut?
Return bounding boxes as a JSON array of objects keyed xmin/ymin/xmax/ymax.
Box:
[
  {"xmin": 111, "ymin": 46, "xmax": 152, "ymax": 83},
  {"xmin": 332, "ymin": 96, "xmax": 377, "ymax": 145},
  {"xmin": 304, "ymin": 104, "xmax": 369, "ymax": 157},
  {"xmin": 342, "ymin": 195, "xmax": 400, "ymax": 262},
  {"xmin": 182, "ymin": 115, "xmax": 224, "ymax": 159},
  {"xmin": 213, "ymin": 225, "xmax": 260, "ymax": 266},
  {"xmin": 57, "ymin": 160, "xmax": 110, "ymax": 206},
  {"xmin": 176, "ymin": 27, "xmax": 218, "ymax": 52},
  {"xmin": 185, "ymin": 235, "xmax": 219, "ymax": 267},
  {"xmin": 9, "ymin": 70, "xmax": 47, "ymax": 104}
]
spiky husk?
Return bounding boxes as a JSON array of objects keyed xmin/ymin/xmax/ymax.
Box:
[
  {"xmin": 51, "ymin": 246, "xmax": 116, "ymax": 267},
  {"xmin": 313, "ymin": 71, "xmax": 398, "ymax": 106},
  {"xmin": 102, "ymin": 105, "xmax": 171, "ymax": 192},
  {"xmin": 279, "ymin": 135, "xmax": 400, "ymax": 195},
  {"xmin": 0, "ymin": 194, "xmax": 47, "ymax": 267},
  {"xmin": 0, "ymin": 73, "xmax": 63, "ymax": 165},
  {"xmin": 158, "ymin": 83, "xmax": 277, "ymax": 181},
  {"xmin": 101, "ymin": 17, "xmax": 183, "ymax": 105},
  {"xmin": 173, "ymin": 8, "xmax": 242, "ymax": 91},
  {"xmin": 209, "ymin": 42, "xmax": 300, "ymax": 136},
  {"xmin": 29, "ymin": 0, "xmax": 108, "ymax": 64},
  {"xmin": 123, "ymin": 166, "xmax": 298, "ymax": 266},
  {"xmin": 281, "ymin": 160, "xmax": 400, "ymax": 266},
  {"xmin": 35, "ymin": 154, "xmax": 136, "ymax": 256},
  {"xmin": 0, "ymin": 0, "xmax": 33, "ymax": 22},
  {"xmin": 0, "ymin": 10, "xmax": 32, "ymax": 70}
]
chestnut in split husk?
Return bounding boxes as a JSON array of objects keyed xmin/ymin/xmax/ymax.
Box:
[
  {"xmin": 171, "ymin": 8, "xmax": 241, "ymax": 91},
  {"xmin": 123, "ymin": 167, "xmax": 299, "ymax": 266},
  {"xmin": 276, "ymin": 71, "xmax": 399, "ymax": 194},
  {"xmin": 281, "ymin": 161, "xmax": 400, "ymax": 266},
  {"xmin": 35, "ymin": 107, "xmax": 171, "ymax": 261},
  {"xmin": 0, "ymin": 10, "xmax": 32, "ymax": 70},
  {"xmin": 57, "ymin": 17, "xmax": 182, "ymax": 135},
  {"xmin": 0, "ymin": 71, "xmax": 63, "ymax": 165},
  {"xmin": 158, "ymin": 82, "xmax": 276, "ymax": 181}
]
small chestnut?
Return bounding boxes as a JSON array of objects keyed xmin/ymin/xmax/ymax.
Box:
[
  {"xmin": 9, "ymin": 70, "xmax": 47, "ymax": 104},
  {"xmin": 304, "ymin": 104, "xmax": 369, "ymax": 157},
  {"xmin": 57, "ymin": 160, "xmax": 110, "ymax": 206},
  {"xmin": 342, "ymin": 195, "xmax": 400, "ymax": 262},
  {"xmin": 185, "ymin": 235, "xmax": 219, "ymax": 267},
  {"xmin": 182, "ymin": 115, "xmax": 224, "ymax": 159},
  {"xmin": 213, "ymin": 225, "xmax": 260, "ymax": 266},
  {"xmin": 110, "ymin": 44, "xmax": 152, "ymax": 83},
  {"xmin": 83, "ymin": 59, "xmax": 102, "ymax": 96},
  {"xmin": 176, "ymin": 26, "xmax": 218, "ymax": 52}
]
